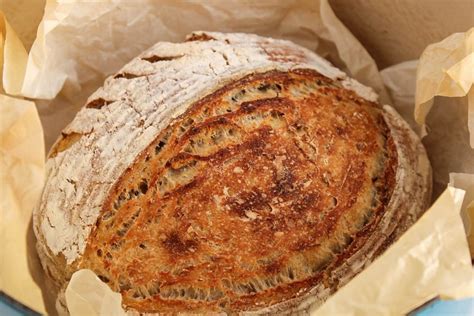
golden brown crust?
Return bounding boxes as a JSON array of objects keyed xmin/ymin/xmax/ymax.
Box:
[{"xmin": 75, "ymin": 69, "xmax": 399, "ymax": 313}]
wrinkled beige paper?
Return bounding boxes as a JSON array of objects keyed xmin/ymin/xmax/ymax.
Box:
[
  {"xmin": 0, "ymin": 10, "xmax": 46, "ymax": 314},
  {"xmin": 415, "ymin": 28, "xmax": 473, "ymax": 146},
  {"xmin": 65, "ymin": 269, "xmax": 125, "ymax": 316},
  {"xmin": 0, "ymin": 94, "xmax": 45, "ymax": 313},
  {"xmin": 450, "ymin": 173, "xmax": 474, "ymax": 258},
  {"xmin": 412, "ymin": 29, "xmax": 474, "ymax": 212},
  {"xmin": 0, "ymin": 11, "xmax": 28, "ymax": 95},
  {"xmin": 0, "ymin": 0, "xmax": 45, "ymax": 51},
  {"xmin": 0, "ymin": 0, "xmax": 472, "ymax": 315},
  {"xmin": 410, "ymin": 29, "xmax": 473, "ymax": 258}
]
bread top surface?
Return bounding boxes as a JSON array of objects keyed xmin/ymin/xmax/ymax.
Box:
[
  {"xmin": 33, "ymin": 32, "xmax": 431, "ymax": 314},
  {"xmin": 73, "ymin": 68, "xmax": 396, "ymax": 313}
]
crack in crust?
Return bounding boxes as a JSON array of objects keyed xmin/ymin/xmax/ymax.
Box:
[{"xmin": 76, "ymin": 69, "xmax": 404, "ymax": 314}]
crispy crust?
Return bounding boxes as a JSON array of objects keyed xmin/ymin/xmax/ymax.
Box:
[
  {"xmin": 77, "ymin": 69, "xmax": 395, "ymax": 314},
  {"xmin": 33, "ymin": 32, "xmax": 431, "ymax": 314}
]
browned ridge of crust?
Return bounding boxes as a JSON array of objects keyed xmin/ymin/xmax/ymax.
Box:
[{"xmin": 77, "ymin": 69, "xmax": 397, "ymax": 313}]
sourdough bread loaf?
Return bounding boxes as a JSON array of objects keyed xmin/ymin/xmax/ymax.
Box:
[{"xmin": 33, "ymin": 32, "xmax": 431, "ymax": 314}]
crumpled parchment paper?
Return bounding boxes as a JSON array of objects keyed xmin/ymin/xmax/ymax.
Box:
[
  {"xmin": 414, "ymin": 29, "xmax": 473, "ymax": 261},
  {"xmin": 450, "ymin": 173, "xmax": 474, "ymax": 258},
  {"xmin": 0, "ymin": 10, "xmax": 28, "ymax": 95},
  {"xmin": 0, "ymin": 1, "xmax": 472, "ymax": 315},
  {"xmin": 0, "ymin": 94, "xmax": 46, "ymax": 313},
  {"xmin": 0, "ymin": 11, "xmax": 46, "ymax": 314},
  {"xmin": 415, "ymin": 28, "xmax": 473, "ymax": 146},
  {"xmin": 65, "ymin": 269, "xmax": 125, "ymax": 316}
]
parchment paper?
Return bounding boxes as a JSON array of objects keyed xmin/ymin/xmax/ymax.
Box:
[
  {"xmin": 415, "ymin": 28, "xmax": 473, "ymax": 146},
  {"xmin": 0, "ymin": 11, "xmax": 46, "ymax": 314},
  {"xmin": 65, "ymin": 270, "xmax": 125, "ymax": 316},
  {"xmin": 0, "ymin": 94, "xmax": 46, "ymax": 314},
  {"xmin": 411, "ymin": 29, "xmax": 473, "ymax": 260},
  {"xmin": 450, "ymin": 173, "xmax": 474, "ymax": 258},
  {"xmin": 0, "ymin": 11, "xmax": 28, "ymax": 95},
  {"xmin": 0, "ymin": 0, "xmax": 472, "ymax": 315}
]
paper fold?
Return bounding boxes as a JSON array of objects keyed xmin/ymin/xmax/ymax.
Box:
[
  {"xmin": 415, "ymin": 28, "xmax": 473, "ymax": 147},
  {"xmin": 0, "ymin": 94, "xmax": 45, "ymax": 313},
  {"xmin": 0, "ymin": 11, "xmax": 28, "ymax": 95},
  {"xmin": 65, "ymin": 269, "xmax": 125, "ymax": 316}
]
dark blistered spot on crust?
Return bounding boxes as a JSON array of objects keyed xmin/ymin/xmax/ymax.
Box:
[
  {"xmin": 162, "ymin": 232, "xmax": 198, "ymax": 255},
  {"xmin": 80, "ymin": 69, "xmax": 398, "ymax": 314}
]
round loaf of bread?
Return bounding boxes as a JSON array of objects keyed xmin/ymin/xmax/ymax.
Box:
[{"xmin": 34, "ymin": 32, "xmax": 431, "ymax": 314}]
